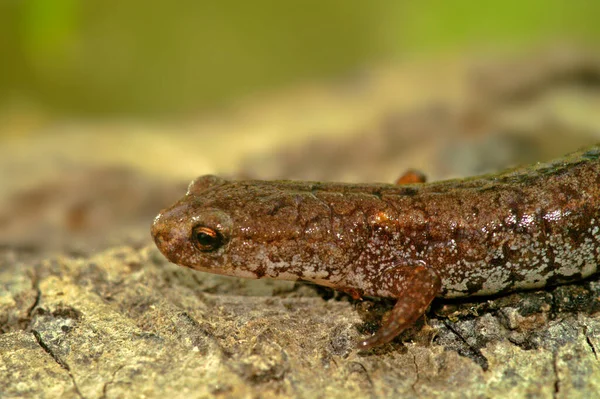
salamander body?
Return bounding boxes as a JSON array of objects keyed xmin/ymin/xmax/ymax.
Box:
[{"xmin": 151, "ymin": 146, "xmax": 600, "ymax": 348}]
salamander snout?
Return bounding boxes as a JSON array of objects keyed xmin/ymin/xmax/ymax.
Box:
[
  {"xmin": 151, "ymin": 213, "xmax": 168, "ymax": 249},
  {"xmin": 151, "ymin": 211, "xmax": 189, "ymax": 264}
]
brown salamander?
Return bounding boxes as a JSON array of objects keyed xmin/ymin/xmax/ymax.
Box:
[{"xmin": 151, "ymin": 145, "xmax": 600, "ymax": 349}]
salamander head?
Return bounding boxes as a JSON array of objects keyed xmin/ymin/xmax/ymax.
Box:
[{"xmin": 151, "ymin": 175, "xmax": 359, "ymax": 280}]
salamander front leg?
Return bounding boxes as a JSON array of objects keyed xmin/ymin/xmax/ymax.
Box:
[{"xmin": 358, "ymin": 263, "xmax": 441, "ymax": 350}]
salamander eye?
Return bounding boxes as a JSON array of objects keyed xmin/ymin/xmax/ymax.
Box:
[{"xmin": 192, "ymin": 226, "xmax": 223, "ymax": 252}]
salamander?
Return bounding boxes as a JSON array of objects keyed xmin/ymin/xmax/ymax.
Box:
[{"xmin": 151, "ymin": 145, "xmax": 600, "ymax": 349}]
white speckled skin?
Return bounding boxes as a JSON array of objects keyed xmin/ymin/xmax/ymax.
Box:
[{"xmin": 152, "ymin": 146, "xmax": 600, "ymax": 348}]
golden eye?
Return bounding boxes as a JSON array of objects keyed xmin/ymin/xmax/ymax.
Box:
[{"xmin": 192, "ymin": 226, "xmax": 223, "ymax": 252}]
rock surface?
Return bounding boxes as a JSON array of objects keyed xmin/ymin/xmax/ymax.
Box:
[{"xmin": 2, "ymin": 48, "xmax": 600, "ymax": 398}]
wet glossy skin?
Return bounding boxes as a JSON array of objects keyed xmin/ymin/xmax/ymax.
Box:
[{"xmin": 152, "ymin": 146, "xmax": 600, "ymax": 349}]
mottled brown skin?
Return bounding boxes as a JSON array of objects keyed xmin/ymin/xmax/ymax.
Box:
[{"xmin": 152, "ymin": 146, "xmax": 600, "ymax": 349}]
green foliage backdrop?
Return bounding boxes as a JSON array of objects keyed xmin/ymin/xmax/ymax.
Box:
[{"xmin": 1, "ymin": 1, "xmax": 598, "ymax": 115}]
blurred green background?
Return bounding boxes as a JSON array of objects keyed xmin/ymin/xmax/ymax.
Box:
[{"xmin": 1, "ymin": 1, "xmax": 598, "ymax": 117}]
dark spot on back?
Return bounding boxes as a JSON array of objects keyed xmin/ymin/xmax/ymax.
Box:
[
  {"xmin": 465, "ymin": 276, "xmax": 485, "ymax": 295},
  {"xmin": 489, "ymin": 254, "xmax": 505, "ymax": 268}
]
